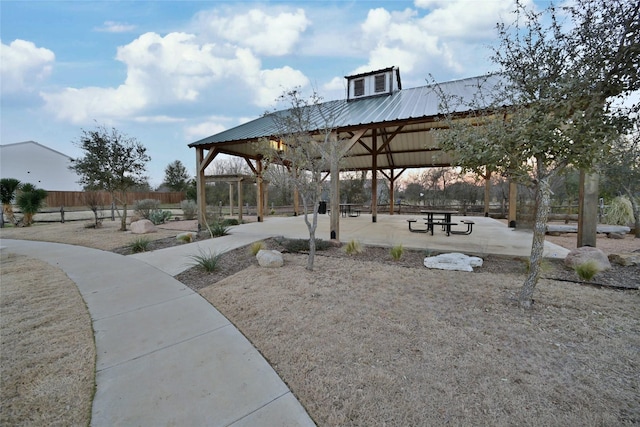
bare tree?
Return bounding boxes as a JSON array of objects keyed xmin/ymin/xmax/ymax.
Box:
[
  {"xmin": 258, "ymin": 90, "xmax": 349, "ymax": 270},
  {"xmin": 433, "ymin": 0, "xmax": 639, "ymax": 308}
]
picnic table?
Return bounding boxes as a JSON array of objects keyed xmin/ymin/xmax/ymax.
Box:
[
  {"xmin": 340, "ymin": 204, "xmax": 361, "ymax": 217},
  {"xmin": 406, "ymin": 210, "xmax": 475, "ymax": 236}
]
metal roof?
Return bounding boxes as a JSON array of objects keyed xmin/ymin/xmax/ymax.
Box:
[{"xmin": 189, "ymin": 74, "xmax": 504, "ymax": 171}]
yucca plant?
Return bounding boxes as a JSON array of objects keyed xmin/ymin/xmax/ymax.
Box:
[
  {"xmin": 188, "ymin": 249, "xmax": 222, "ymax": 272},
  {"xmin": 0, "ymin": 178, "xmax": 21, "ymax": 223},
  {"xmin": 15, "ymin": 183, "xmax": 47, "ymax": 226},
  {"xmin": 207, "ymin": 221, "xmax": 230, "ymax": 237},
  {"xmin": 390, "ymin": 244, "xmax": 404, "ymax": 261},
  {"xmin": 130, "ymin": 237, "xmax": 151, "ymax": 253},
  {"xmin": 344, "ymin": 239, "xmax": 363, "ymax": 255},
  {"xmin": 574, "ymin": 260, "xmax": 601, "ymax": 281}
]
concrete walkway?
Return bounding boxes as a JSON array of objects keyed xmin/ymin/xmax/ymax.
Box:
[{"xmin": 1, "ymin": 239, "xmax": 315, "ymax": 427}]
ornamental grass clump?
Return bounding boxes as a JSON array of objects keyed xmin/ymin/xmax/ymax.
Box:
[
  {"xmin": 130, "ymin": 237, "xmax": 151, "ymax": 253},
  {"xmin": 574, "ymin": 260, "xmax": 602, "ymax": 281},
  {"xmin": 344, "ymin": 239, "xmax": 363, "ymax": 255},
  {"xmin": 390, "ymin": 244, "xmax": 404, "ymax": 261},
  {"xmin": 189, "ymin": 249, "xmax": 222, "ymax": 272},
  {"xmin": 250, "ymin": 241, "xmax": 265, "ymax": 256}
]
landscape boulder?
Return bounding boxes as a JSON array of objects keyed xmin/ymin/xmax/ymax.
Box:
[
  {"xmin": 423, "ymin": 252, "xmax": 483, "ymax": 272},
  {"xmin": 608, "ymin": 252, "xmax": 640, "ymax": 267},
  {"xmin": 256, "ymin": 249, "xmax": 284, "ymax": 268},
  {"xmin": 607, "ymin": 232, "xmax": 625, "ymax": 239},
  {"xmin": 564, "ymin": 247, "xmax": 611, "ymax": 271},
  {"xmin": 130, "ymin": 219, "xmax": 157, "ymax": 234}
]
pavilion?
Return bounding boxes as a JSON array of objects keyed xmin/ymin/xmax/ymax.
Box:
[{"xmin": 189, "ymin": 67, "xmax": 598, "ymax": 244}]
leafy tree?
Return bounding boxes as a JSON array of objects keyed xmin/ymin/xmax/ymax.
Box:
[
  {"xmin": 0, "ymin": 178, "xmax": 21, "ymax": 224},
  {"xmin": 258, "ymin": 89, "xmax": 350, "ymax": 270},
  {"xmin": 434, "ymin": 0, "xmax": 638, "ymax": 308},
  {"xmin": 16, "ymin": 183, "xmax": 47, "ymax": 226},
  {"xmin": 70, "ymin": 125, "xmax": 150, "ymax": 231},
  {"xmin": 163, "ymin": 160, "xmax": 190, "ymax": 192}
]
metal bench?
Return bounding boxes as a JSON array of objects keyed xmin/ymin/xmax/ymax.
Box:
[
  {"xmin": 450, "ymin": 220, "xmax": 474, "ymax": 235},
  {"xmin": 407, "ymin": 219, "xmax": 429, "ymax": 233}
]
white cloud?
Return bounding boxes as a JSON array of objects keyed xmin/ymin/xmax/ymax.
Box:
[
  {"xmin": 95, "ymin": 21, "xmax": 137, "ymax": 33},
  {"xmin": 253, "ymin": 66, "xmax": 310, "ymax": 107},
  {"xmin": 185, "ymin": 117, "xmax": 230, "ymax": 140},
  {"xmin": 134, "ymin": 115, "xmax": 186, "ymax": 123},
  {"xmin": 195, "ymin": 7, "xmax": 310, "ymax": 56},
  {"xmin": 417, "ymin": 0, "xmax": 520, "ymax": 40},
  {"xmin": 0, "ymin": 39, "xmax": 54, "ymax": 94},
  {"xmin": 40, "ymin": 30, "xmax": 306, "ymax": 123}
]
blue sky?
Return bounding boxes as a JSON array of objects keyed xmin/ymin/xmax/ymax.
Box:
[{"xmin": 1, "ymin": 0, "xmax": 545, "ymax": 187}]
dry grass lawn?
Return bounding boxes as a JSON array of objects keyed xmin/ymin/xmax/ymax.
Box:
[
  {"xmin": 1, "ymin": 218, "xmax": 638, "ymax": 426},
  {"xmin": 1, "ymin": 254, "xmax": 95, "ymax": 426},
  {"xmin": 201, "ymin": 252, "xmax": 640, "ymax": 426}
]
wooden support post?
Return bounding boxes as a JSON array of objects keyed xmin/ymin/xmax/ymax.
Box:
[
  {"xmin": 508, "ymin": 180, "xmax": 517, "ymax": 228},
  {"xmin": 196, "ymin": 147, "xmax": 207, "ymax": 229},
  {"xmin": 237, "ymin": 181, "xmax": 243, "ymax": 222},
  {"xmin": 371, "ymin": 130, "xmax": 378, "ymax": 223},
  {"xmin": 228, "ymin": 183, "xmax": 233, "ymax": 217},
  {"xmin": 293, "ymin": 168, "xmax": 300, "ymax": 216},
  {"xmin": 484, "ymin": 170, "xmax": 492, "ymax": 217},
  {"xmin": 577, "ymin": 171, "xmax": 598, "ymax": 247},
  {"xmin": 256, "ymin": 159, "xmax": 264, "ymax": 222},
  {"xmin": 389, "ymin": 173, "xmax": 395, "ymax": 215}
]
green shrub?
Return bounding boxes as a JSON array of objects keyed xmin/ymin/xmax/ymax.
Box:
[
  {"xmin": 574, "ymin": 260, "xmax": 601, "ymax": 281},
  {"xmin": 344, "ymin": 239, "xmax": 363, "ymax": 255},
  {"xmin": 222, "ymin": 218, "xmax": 239, "ymax": 226},
  {"xmin": 134, "ymin": 199, "xmax": 161, "ymax": 219},
  {"xmin": 280, "ymin": 238, "xmax": 331, "ymax": 253},
  {"xmin": 180, "ymin": 199, "xmax": 197, "ymax": 220},
  {"xmin": 130, "ymin": 237, "xmax": 151, "ymax": 253},
  {"xmin": 149, "ymin": 210, "xmax": 172, "ymax": 225},
  {"xmin": 604, "ymin": 196, "xmax": 634, "ymax": 226},
  {"xmin": 189, "ymin": 249, "xmax": 222, "ymax": 272},
  {"xmin": 250, "ymin": 241, "xmax": 265, "ymax": 256},
  {"xmin": 390, "ymin": 244, "xmax": 404, "ymax": 261}
]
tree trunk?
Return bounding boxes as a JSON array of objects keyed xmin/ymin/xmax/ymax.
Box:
[
  {"xmin": 519, "ymin": 176, "xmax": 552, "ymax": 308},
  {"xmin": 628, "ymin": 192, "xmax": 640, "ymax": 238},
  {"xmin": 120, "ymin": 202, "xmax": 128, "ymax": 231}
]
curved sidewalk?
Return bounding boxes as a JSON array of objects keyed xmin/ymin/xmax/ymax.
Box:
[{"xmin": 1, "ymin": 239, "xmax": 315, "ymax": 427}]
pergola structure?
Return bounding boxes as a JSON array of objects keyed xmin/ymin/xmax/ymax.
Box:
[{"xmin": 189, "ymin": 67, "xmax": 598, "ymax": 244}]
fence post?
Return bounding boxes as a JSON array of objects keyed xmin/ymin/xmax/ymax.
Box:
[{"xmin": 60, "ymin": 206, "xmax": 65, "ymax": 223}]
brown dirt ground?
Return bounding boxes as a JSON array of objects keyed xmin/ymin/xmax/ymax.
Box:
[
  {"xmin": 0, "ymin": 254, "xmax": 95, "ymax": 426},
  {"xmin": 1, "ymin": 219, "xmax": 638, "ymax": 426}
]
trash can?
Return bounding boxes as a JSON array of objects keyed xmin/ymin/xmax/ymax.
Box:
[{"xmin": 318, "ymin": 201, "xmax": 327, "ymax": 214}]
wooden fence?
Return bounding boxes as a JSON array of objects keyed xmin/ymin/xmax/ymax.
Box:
[{"xmin": 44, "ymin": 191, "xmax": 186, "ymax": 208}]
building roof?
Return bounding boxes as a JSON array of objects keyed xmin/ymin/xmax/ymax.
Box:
[{"xmin": 189, "ymin": 73, "xmax": 504, "ymax": 172}]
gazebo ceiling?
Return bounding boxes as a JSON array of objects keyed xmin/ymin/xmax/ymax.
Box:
[{"xmin": 189, "ymin": 73, "xmax": 504, "ymax": 172}]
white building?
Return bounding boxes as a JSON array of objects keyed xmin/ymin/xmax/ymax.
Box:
[{"xmin": 0, "ymin": 141, "xmax": 82, "ymax": 191}]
